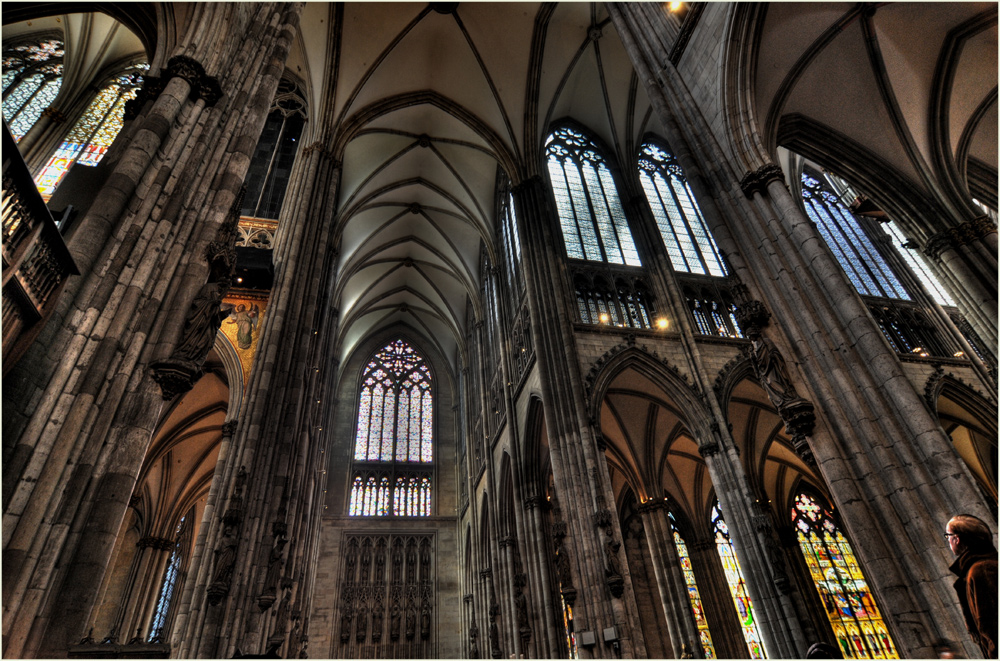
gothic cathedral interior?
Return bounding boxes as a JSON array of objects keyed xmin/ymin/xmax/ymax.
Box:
[{"xmin": 2, "ymin": 3, "xmax": 997, "ymax": 659}]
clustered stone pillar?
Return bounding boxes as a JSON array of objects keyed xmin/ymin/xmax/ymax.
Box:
[
  {"xmin": 608, "ymin": 3, "xmax": 996, "ymax": 657},
  {"xmin": 636, "ymin": 500, "xmax": 699, "ymax": 656},
  {"xmin": 1, "ymin": 5, "xmax": 305, "ymax": 659},
  {"xmin": 511, "ymin": 175, "xmax": 648, "ymax": 658}
]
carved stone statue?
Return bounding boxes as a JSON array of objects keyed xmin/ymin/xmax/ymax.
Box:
[
  {"xmin": 420, "ymin": 602, "xmax": 431, "ymax": 640},
  {"xmin": 604, "ymin": 537, "xmax": 622, "ymax": 577},
  {"xmin": 173, "ymin": 281, "xmax": 228, "ymax": 364},
  {"xmin": 390, "ymin": 604, "xmax": 401, "ymax": 641},
  {"xmin": 750, "ymin": 336, "xmax": 799, "ymax": 408},
  {"xmin": 371, "ymin": 606, "xmax": 383, "ymax": 642},
  {"xmin": 406, "ymin": 607, "xmax": 416, "ymax": 640}
]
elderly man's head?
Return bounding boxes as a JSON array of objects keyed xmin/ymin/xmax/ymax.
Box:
[{"xmin": 946, "ymin": 515, "xmax": 994, "ymax": 555}]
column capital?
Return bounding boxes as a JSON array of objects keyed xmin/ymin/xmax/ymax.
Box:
[
  {"xmin": 739, "ymin": 163, "xmax": 785, "ymax": 198},
  {"xmin": 698, "ymin": 441, "xmax": 720, "ymax": 458}
]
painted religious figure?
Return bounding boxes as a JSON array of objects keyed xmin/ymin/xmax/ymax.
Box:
[{"xmin": 226, "ymin": 303, "xmax": 260, "ymax": 350}]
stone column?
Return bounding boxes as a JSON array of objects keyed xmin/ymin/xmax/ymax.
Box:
[
  {"xmin": 511, "ymin": 175, "xmax": 648, "ymax": 658},
  {"xmin": 609, "ymin": 5, "xmax": 995, "ymax": 656},
  {"xmin": 637, "ymin": 501, "xmax": 699, "ymax": 657}
]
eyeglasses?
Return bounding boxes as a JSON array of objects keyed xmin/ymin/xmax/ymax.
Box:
[{"xmin": 943, "ymin": 532, "xmax": 959, "ymax": 540}]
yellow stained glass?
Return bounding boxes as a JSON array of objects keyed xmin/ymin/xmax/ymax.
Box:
[{"xmin": 792, "ymin": 493, "xmax": 898, "ymax": 659}]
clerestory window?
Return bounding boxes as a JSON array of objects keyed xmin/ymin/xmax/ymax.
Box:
[
  {"xmin": 546, "ymin": 126, "xmax": 641, "ymax": 266},
  {"xmin": 638, "ymin": 139, "xmax": 726, "ymax": 276},
  {"xmin": 34, "ymin": 61, "xmax": 148, "ymax": 200},
  {"xmin": 800, "ymin": 167, "xmax": 910, "ymax": 300},
  {"xmin": 2, "ymin": 37, "xmax": 64, "ymax": 141},
  {"xmin": 349, "ymin": 339, "xmax": 433, "ymax": 517},
  {"xmin": 241, "ymin": 78, "xmax": 306, "ymax": 220}
]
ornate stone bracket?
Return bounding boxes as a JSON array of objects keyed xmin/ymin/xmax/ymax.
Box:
[{"xmin": 739, "ymin": 164, "xmax": 785, "ymax": 198}]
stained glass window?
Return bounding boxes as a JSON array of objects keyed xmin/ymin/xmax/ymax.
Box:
[
  {"xmin": 800, "ymin": 169, "xmax": 910, "ymax": 300},
  {"xmin": 545, "ymin": 126, "xmax": 641, "ymax": 266},
  {"xmin": 148, "ymin": 516, "xmax": 185, "ymax": 641},
  {"xmin": 638, "ymin": 140, "xmax": 727, "ymax": 276},
  {"xmin": 669, "ymin": 512, "xmax": 716, "ymax": 659},
  {"xmin": 500, "ymin": 191, "xmax": 524, "ymax": 305},
  {"xmin": 792, "ymin": 493, "xmax": 898, "ymax": 660},
  {"xmin": 711, "ymin": 503, "xmax": 766, "ymax": 659},
  {"xmin": 349, "ymin": 339, "xmax": 433, "ymax": 517},
  {"xmin": 241, "ymin": 79, "xmax": 306, "ymax": 219},
  {"xmin": 34, "ymin": 62, "xmax": 148, "ymax": 201},
  {"xmin": 2, "ymin": 39, "xmax": 64, "ymax": 141},
  {"xmin": 878, "ymin": 220, "xmax": 954, "ymax": 307}
]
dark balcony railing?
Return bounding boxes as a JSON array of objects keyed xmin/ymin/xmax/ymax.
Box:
[
  {"xmin": 677, "ymin": 274, "xmax": 743, "ymax": 339},
  {"xmin": 570, "ymin": 262, "xmax": 656, "ymax": 330},
  {"xmin": 863, "ymin": 297, "xmax": 961, "ymax": 359},
  {"xmin": 2, "ymin": 121, "xmax": 79, "ymax": 372}
]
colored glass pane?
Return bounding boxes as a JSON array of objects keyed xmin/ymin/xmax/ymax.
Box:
[
  {"xmin": 2, "ymin": 39, "xmax": 64, "ymax": 140},
  {"xmin": 148, "ymin": 517, "xmax": 185, "ymax": 640},
  {"xmin": 639, "ymin": 141, "xmax": 726, "ymax": 276},
  {"xmin": 546, "ymin": 127, "xmax": 641, "ymax": 266},
  {"xmin": 669, "ymin": 513, "xmax": 716, "ymax": 658},
  {"xmin": 800, "ymin": 170, "xmax": 910, "ymax": 300},
  {"xmin": 350, "ymin": 339, "xmax": 433, "ymax": 517},
  {"xmin": 34, "ymin": 62, "xmax": 147, "ymax": 199},
  {"xmin": 793, "ymin": 493, "xmax": 898, "ymax": 659},
  {"xmin": 712, "ymin": 503, "xmax": 767, "ymax": 658}
]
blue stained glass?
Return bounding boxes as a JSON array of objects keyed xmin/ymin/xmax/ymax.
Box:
[
  {"xmin": 546, "ymin": 127, "xmax": 640, "ymax": 266},
  {"xmin": 800, "ymin": 169, "xmax": 910, "ymax": 300},
  {"xmin": 639, "ymin": 141, "xmax": 726, "ymax": 276},
  {"xmin": 148, "ymin": 517, "xmax": 185, "ymax": 640}
]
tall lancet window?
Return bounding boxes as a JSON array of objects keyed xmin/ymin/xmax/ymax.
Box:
[
  {"xmin": 669, "ymin": 511, "xmax": 716, "ymax": 659},
  {"xmin": 792, "ymin": 492, "xmax": 898, "ymax": 660},
  {"xmin": 711, "ymin": 503, "xmax": 766, "ymax": 659},
  {"xmin": 148, "ymin": 516, "xmax": 186, "ymax": 642},
  {"xmin": 241, "ymin": 78, "xmax": 306, "ymax": 219},
  {"xmin": 2, "ymin": 38, "xmax": 64, "ymax": 141},
  {"xmin": 349, "ymin": 339, "xmax": 433, "ymax": 517},
  {"xmin": 34, "ymin": 61, "xmax": 148, "ymax": 200},
  {"xmin": 545, "ymin": 126, "xmax": 641, "ymax": 266},
  {"xmin": 638, "ymin": 139, "xmax": 727, "ymax": 276},
  {"xmin": 800, "ymin": 167, "xmax": 910, "ymax": 300}
]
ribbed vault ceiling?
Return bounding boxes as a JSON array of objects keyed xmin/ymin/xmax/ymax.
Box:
[
  {"xmin": 756, "ymin": 3, "xmax": 997, "ymax": 202},
  {"xmin": 289, "ymin": 3, "xmax": 662, "ymax": 371}
]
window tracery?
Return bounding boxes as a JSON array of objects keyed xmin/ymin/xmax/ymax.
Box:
[
  {"xmin": 2, "ymin": 38, "xmax": 64, "ymax": 141},
  {"xmin": 669, "ymin": 512, "xmax": 716, "ymax": 659},
  {"xmin": 349, "ymin": 339, "xmax": 433, "ymax": 517},
  {"xmin": 711, "ymin": 503, "xmax": 766, "ymax": 659},
  {"xmin": 241, "ymin": 78, "xmax": 306, "ymax": 219},
  {"xmin": 546, "ymin": 126, "xmax": 641, "ymax": 266},
  {"xmin": 800, "ymin": 168, "xmax": 910, "ymax": 300},
  {"xmin": 638, "ymin": 139, "xmax": 726, "ymax": 276},
  {"xmin": 34, "ymin": 61, "xmax": 148, "ymax": 200},
  {"xmin": 148, "ymin": 516, "xmax": 186, "ymax": 642},
  {"xmin": 792, "ymin": 492, "xmax": 898, "ymax": 660},
  {"xmin": 573, "ymin": 271, "xmax": 654, "ymax": 329}
]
